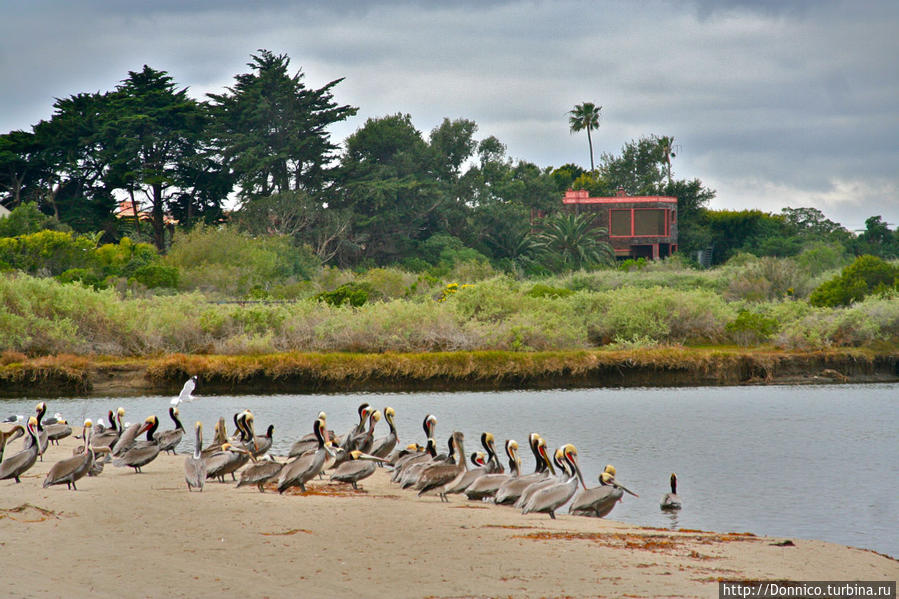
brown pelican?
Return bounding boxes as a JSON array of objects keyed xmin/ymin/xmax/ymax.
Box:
[
  {"xmin": 204, "ymin": 443, "xmax": 251, "ymax": 483},
  {"xmin": 414, "ymin": 431, "xmax": 466, "ymax": 501},
  {"xmin": 202, "ymin": 417, "xmax": 228, "ymax": 457},
  {"xmin": 31, "ymin": 402, "xmax": 50, "ymax": 459},
  {"xmin": 425, "ymin": 452, "xmax": 487, "ymax": 500},
  {"xmin": 481, "ymin": 432, "xmax": 504, "ymax": 474},
  {"xmin": 392, "ymin": 435, "xmax": 438, "ymax": 483},
  {"xmin": 184, "ymin": 421, "xmax": 206, "ymax": 492},
  {"xmin": 370, "ymin": 407, "xmax": 397, "ymax": 460},
  {"xmin": 354, "ymin": 409, "xmax": 381, "ymax": 455},
  {"xmin": 277, "ymin": 418, "xmax": 332, "ymax": 493},
  {"xmin": 521, "ymin": 445, "xmax": 586, "ymax": 519},
  {"xmin": 570, "ymin": 465, "xmax": 639, "ymax": 518},
  {"xmin": 43, "ymin": 420, "xmax": 95, "ymax": 490},
  {"xmin": 252, "ymin": 424, "xmax": 274, "ymax": 458},
  {"xmin": 113, "ymin": 416, "xmax": 161, "ymax": 473},
  {"xmin": 0, "ymin": 424, "xmax": 26, "ymax": 452},
  {"xmin": 399, "ymin": 437, "xmax": 452, "ymax": 488},
  {"xmin": 329, "ymin": 450, "xmax": 387, "ymax": 489},
  {"xmin": 204, "ymin": 414, "xmax": 254, "ymax": 482},
  {"xmin": 341, "ymin": 403, "xmax": 373, "ymax": 451},
  {"xmin": 240, "ymin": 411, "xmax": 259, "ymax": 454},
  {"xmin": 660, "ymin": 472, "xmax": 682, "ymax": 510},
  {"xmin": 45, "ymin": 417, "xmax": 72, "ymax": 446},
  {"xmin": 289, "ymin": 412, "xmax": 329, "ymax": 457},
  {"xmin": 236, "ymin": 454, "xmax": 283, "ymax": 493},
  {"xmin": 495, "ymin": 434, "xmax": 554, "ymax": 505},
  {"xmin": 92, "ymin": 408, "xmax": 123, "ymax": 450},
  {"xmin": 0, "ymin": 416, "xmax": 42, "ymax": 483},
  {"xmin": 155, "ymin": 407, "xmax": 185, "ymax": 455},
  {"xmin": 465, "ymin": 440, "xmax": 520, "ymax": 501},
  {"xmin": 436, "ymin": 433, "xmax": 496, "ymax": 497},
  {"xmin": 513, "ymin": 442, "xmax": 565, "ymax": 509},
  {"xmin": 111, "ymin": 413, "xmax": 143, "ymax": 457},
  {"xmin": 389, "ymin": 413, "xmax": 436, "ymax": 467},
  {"xmin": 336, "ymin": 409, "xmax": 381, "ymax": 468}
]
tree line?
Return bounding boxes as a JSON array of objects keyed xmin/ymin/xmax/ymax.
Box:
[{"xmin": 1, "ymin": 50, "xmax": 897, "ymax": 274}]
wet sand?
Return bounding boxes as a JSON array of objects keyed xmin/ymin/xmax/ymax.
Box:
[{"xmin": 1, "ymin": 435, "xmax": 896, "ymax": 598}]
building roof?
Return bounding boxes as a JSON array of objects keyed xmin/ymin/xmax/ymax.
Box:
[
  {"xmin": 0, "ymin": 204, "xmax": 10, "ymax": 218},
  {"xmin": 562, "ymin": 189, "xmax": 677, "ymax": 204}
]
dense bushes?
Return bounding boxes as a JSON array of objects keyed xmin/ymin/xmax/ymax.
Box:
[
  {"xmin": 165, "ymin": 225, "xmax": 320, "ymax": 297},
  {"xmin": 1, "ymin": 240, "xmax": 898, "ymax": 356},
  {"xmin": 809, "ymin": 255, "xmax": 899, "ymax": 307}
]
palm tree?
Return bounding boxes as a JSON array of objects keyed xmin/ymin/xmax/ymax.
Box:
[
  {"xmin": 568, "ymin": 102, "xmax": 602, "ymax": 171},
  {"xmin": 657, "ymin": 136, "xmax": 676, "ymax": 185},
  {"xmin": 534, "ymin": 211, "xmax": 615, "ymax": 271}
]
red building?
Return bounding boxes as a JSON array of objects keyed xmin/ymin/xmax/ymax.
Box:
[{"xmin": 562, "ymin": 188, "xmax": 678, "ymax": 259}]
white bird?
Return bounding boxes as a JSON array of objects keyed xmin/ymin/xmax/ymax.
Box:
[{"xmin": 171, "ymin": 375, "xmax": 198, "ymax": 406}]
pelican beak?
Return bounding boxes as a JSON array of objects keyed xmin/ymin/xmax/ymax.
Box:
[
  {"xmin": 619, "ymin": 484, "xmax": 639, "ymax": 498},
  {"xmin": 612, "ymin": 479, "xmax": 639, "ymax": 497},
  {"xmin": 357, "ymin": 452, "xmax": 388, "ymax": 463}
]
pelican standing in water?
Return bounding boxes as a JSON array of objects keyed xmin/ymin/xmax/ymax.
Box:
[
  {"xmin": 569, "ymin": 465, "xmax": 639, "ymax": 518},
  {"xmin": 660, "ymin": 472, "xmax": 682, "ymax": 510},
  {"xmin": 521, "ymin": 445, "xmax": 586, "ymax": 519},
  {"xmin": 184, "ymin": 421, "xmax": 206, "ymax": 492},
  {"xmin": 0, "ymin": 417, "xmax": 42, "ymax": 483},
  {"xmin": 43, "ymin": 420, "xmax": 95, "ymax": 490}
]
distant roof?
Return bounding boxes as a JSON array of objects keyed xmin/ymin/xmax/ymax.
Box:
[
  {"xmin": 562, "ymin": 189, "xmax": 677, "ymax": 204},
  {"xmin": 0, "ymin": 204, "xmax": 11, "ymax": 217}
]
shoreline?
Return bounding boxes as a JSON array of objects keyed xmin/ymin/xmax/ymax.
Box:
[
  {"xmin": 1, "ymin": 435, "xmax": 896, "ymax": 598},
  {"xmin": 1, "ymin": 348, "xmax": 897, "ymax": 398}
]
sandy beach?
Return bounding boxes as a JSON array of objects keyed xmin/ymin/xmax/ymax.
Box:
[{"xmin": 1, "ymin": 434, "xmax": 896, "ymax": 599}]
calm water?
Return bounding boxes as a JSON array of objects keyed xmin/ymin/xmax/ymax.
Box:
[{"xmin": 3, "ymin": 384, "xmax": 897, "ymax": 557}]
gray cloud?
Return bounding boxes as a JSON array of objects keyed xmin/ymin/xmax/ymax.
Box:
[{"xmin": 2, "ymin": 0, "xmax": 897, "ymax": 230}]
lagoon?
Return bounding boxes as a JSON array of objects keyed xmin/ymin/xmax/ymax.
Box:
[{"xmin": 3, "ymin": 383, "xmax": 896, "ymax": 557}]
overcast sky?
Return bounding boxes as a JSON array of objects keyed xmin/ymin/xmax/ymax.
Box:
[{"xmin": 2, "ymin": 0, "xmax": 897, "ymax": 231}]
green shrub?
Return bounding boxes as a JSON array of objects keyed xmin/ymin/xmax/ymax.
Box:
[
  {"xmin": 57, "ymin": 268, "xmax": 107, "ymax": 289},
  {"xmin": 132, "ymin": 263, "xmax": 179, "ymax": 289},
  {"xmin": 526, "ymin": 283, "xmax": 575, "ymax": 299},
  {"xmin": 0, "ymin": 203, "xmax": 67, "ymax": 237},
  {"xmin": 315, "ymin": 282, "xmax": 370, "ymax": 307},
  {"xmin": 618, "ymin": 258, "xmax": 648, "ymax": 272},
  {"xmin": 166, "ymin": 225, "xmax": 320, "ymax": 296},
  {"xmin": 0, "ymin": 230, "xmax": 97, "ymax": 276},
  {"xmin": 809, "ymin": 255, "xmax": 899, "ymax": 307},
  {"xmin": 725, "ymin": 309, "xmax": 779, "ymax": 345}
]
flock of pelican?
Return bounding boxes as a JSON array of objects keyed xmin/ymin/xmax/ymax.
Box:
[{"xmin": 1, "ymin": 395, "xmax": 683, "ymax": 519}]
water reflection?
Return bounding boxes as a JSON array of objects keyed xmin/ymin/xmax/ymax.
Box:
[{"xmin": 662, "ymin": 510, "xmax": 680, "ymax": 531}]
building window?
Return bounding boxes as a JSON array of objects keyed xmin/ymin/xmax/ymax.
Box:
[
  {"xmin": 609, "ymin": 208, "xmax": 668, "ymax": 237},
  {"xmin": 634, "ymin": 209, "xmax": 666, "ymax": 235},
  {"xmin": 610, "ymin": 210, "xmax": 631, "ymax": 236}
]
